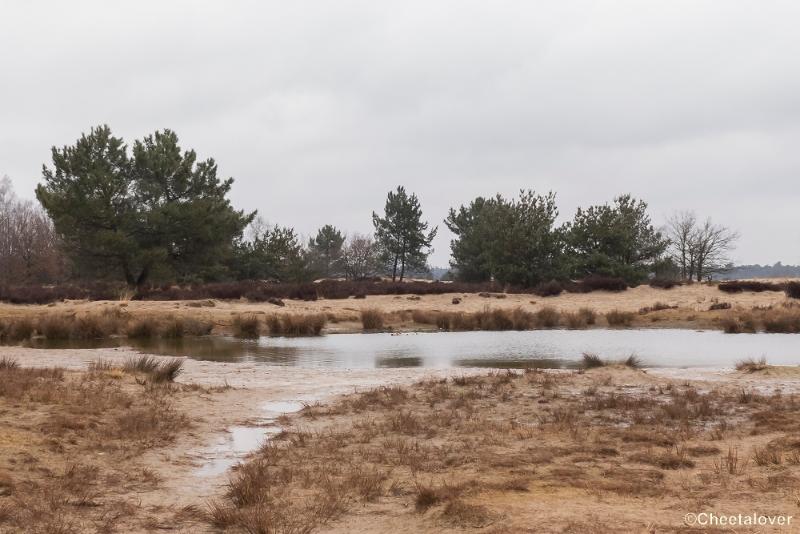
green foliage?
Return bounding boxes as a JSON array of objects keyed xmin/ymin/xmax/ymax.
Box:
[
  {"xmin": 36, "ymin": 125, "xmax": 254, "ymax": 287},
  {"xmin": 231, "ymin": 221, "xmax": 308, "ymax": 282},
  {"xmin": 307, "ymin": 225, "xmax": 345, "ymax": 278},
  {"xmin": 372, "ymin": 186, "xmax": 437, "ymax": 281},
  {"xmin": 446, "ymin": 191, "xmax": 565, "ymax": 286},
  {"xmin": 565, "ymin": 195, "xmax": 668, "ymax": 284}
]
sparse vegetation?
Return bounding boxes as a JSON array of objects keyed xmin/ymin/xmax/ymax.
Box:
[
  {"xmin": 205, "ymin": 366, "xmax": 800, "ymax": 533},
  {"xmin": 0, "ymin": 358, "xmax": 193, "ymax": 533}
]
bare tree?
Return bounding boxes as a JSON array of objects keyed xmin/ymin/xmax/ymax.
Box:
[
  {"xmin": 692, "ymin": 219, "xmax": 739, "ymax": 281},
  {"xmin": 666, "ymin": 211, "xmax": 698, "ymax": 279},
  {"xmin": 342, "ymin": 234, "xmax": 381, "ymax": 281},
  {"xmin": 666, "ymin": 211, "xmax": 739, "ymax": 281},
  {"xmin": 0, "ymin": 176, "xmax": 65, "ymax": 285}
]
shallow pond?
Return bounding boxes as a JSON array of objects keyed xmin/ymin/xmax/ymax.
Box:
[{"xmin": 25, "ymin": 328, "xmax": 800, "ymax": 368}]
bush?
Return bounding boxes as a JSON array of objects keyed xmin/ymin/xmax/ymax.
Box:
[
  {"xmin": 534, "ymin": 280, "xmax": 563, "ymax": 297},
  {"xmin": 718, "ymin": 281, "xmax": 784, "ymax": 293},
  {"xmin": 649, "ymin": 277, "xmax": 680, "ymax": 289},
  {"xmin": 569, "ymin": 275, "xmax": 628, "ymax": 293},
  {"xmin": 708, "ymin": 302, "xmax": 731, "ymax": 311},
  {"xmin": 785, "ymin": 282, "xmax": 800, "ymax": 299}
]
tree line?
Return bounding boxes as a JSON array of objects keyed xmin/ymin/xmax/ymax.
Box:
[{"xmin": 2, "ymin": 125, "xmax": 739, "ymax": 289}]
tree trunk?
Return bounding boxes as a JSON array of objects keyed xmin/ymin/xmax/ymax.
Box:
[
  {"xmin": 391, "ymin": 254, "xmax": 398, "ymax": 282},
  {"xmin": 136, "ymin": 265, "xmax": 150, "ymax": 289}
]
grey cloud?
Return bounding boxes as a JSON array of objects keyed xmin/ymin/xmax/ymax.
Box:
[{"xmin": 1, "ymin": 0, "xmax": 799, "ymax": 267}]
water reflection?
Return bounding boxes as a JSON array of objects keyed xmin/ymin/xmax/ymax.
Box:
[{"xmin": 19, "ymin": 329, "xmax": 800, "ymax": 369}]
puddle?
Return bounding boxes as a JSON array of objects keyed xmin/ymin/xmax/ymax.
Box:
[
  {"xmin": 194, "ymin": 399, "xmax": 306, "ymax": 478},
  {"xmin": 261, "ymin": 400, "xmax": 306, "ymax": 414}
]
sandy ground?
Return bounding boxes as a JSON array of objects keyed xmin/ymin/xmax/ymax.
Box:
[{"xmin": 0, "ymin": 283, "xmax": 793, "ymax": 333}]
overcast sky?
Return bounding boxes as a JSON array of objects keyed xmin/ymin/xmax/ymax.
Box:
[{"xmin": 2, "ymin": 1, "xmax": 799, "ymax": 267}]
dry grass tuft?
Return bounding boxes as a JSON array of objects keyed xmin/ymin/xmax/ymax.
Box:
[
  {"xmin": 266, "ymin": 313, "xmax": 327, "ymax": 336},
  {"xmin": 126, "ymin": 317, "xmax": 160, "ymax": 338},
  {"xmin": 582, "ymin": 352, "xmax": 605, "ymax": 369},
  {"xmin": 735, "ymin": 356, "xmax": 768, "ymax": 372},
  {"xmin": 232, "ymin": 314, "xmax": 261, "ymax": 338},
  {"xmin": 0, "ymin": 356, "xmax": 19, "ymax": 370},
  {"xmin": 360, "ymin": 308, "xmax": 385, "ymax": 330},
  {"xmin": 605, "ymin": 310, "xmax": 635, "ymax": 326}
]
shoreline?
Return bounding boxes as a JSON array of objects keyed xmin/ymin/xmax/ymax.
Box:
[{"xmin": 1, "ymin": 283, "xmax": 797, "ymax": 336}]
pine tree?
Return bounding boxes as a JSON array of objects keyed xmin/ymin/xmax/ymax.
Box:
[
  {"xmin": 36, "ymin": 125, "xmax": 254, "ymax": 287},
  {"xmin": 372, "ymin": 186, "xmax": 437, "ymax": 281}
]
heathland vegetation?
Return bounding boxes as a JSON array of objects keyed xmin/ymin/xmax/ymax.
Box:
[{"xmin": 1, "ymin": 125, "xmax": 752, "ymax": 302}]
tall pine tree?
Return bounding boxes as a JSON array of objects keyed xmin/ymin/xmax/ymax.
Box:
[
  {"xmin": 37, "ymin": 125, "xmax": 254, "ymax": 287},
  {"xmin": 372, "ymin": 186, "xmax": 437, "ymax": 281}
]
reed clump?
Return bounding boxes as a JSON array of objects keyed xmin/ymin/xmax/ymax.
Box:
[
  {"xmin": 266, "ymin": 313, "xmax": 327, "ymax": 336},
  {"xmin": 360, "ymin": 309, "xmax": 385, "ymax": 331},
  {"xmin": 605, "ymin": 310, "xmax": 635, "ymax": 327},
  {"xmin": 232, "ymin": 314, "xmax": 261, "ymax": 338}
]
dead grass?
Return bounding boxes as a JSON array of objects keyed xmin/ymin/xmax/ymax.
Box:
[
  {"xmin": 605, "ymin": 309, "xmax": 635, "ymax": 326},
  {"xmin": 266, "ymin": 313, "xmax": 327, "ymax": 336},
  {"xmin": 0, "ymin": 311, "xmax": 213, "ymax": 343},
  {"xmin": 232, "ymin": 313, "xmax": 261, "ymax": 338},
  {"xmin": 0, "ymin": 360, "xmax": 195, "ymax": 533},
  {"xmin": 360, "ymin": 308, "xmax": 385, "ymax": 330},
  {"xmin": 206, "ymin": 367, "xmax": 800, "ymax": 533},
  {"xmin": 735, "ymin": 356, "xmax": 768, "ymax": 372}
]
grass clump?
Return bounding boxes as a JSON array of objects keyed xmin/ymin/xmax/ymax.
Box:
[
  {"xmin": 124, "ymin": 355, "xmax": 160, "ymax": 373},
  {"xmin": 735, "ymin": 356, "xmax": 768, "ymax": 373},
  {"xmin": 720, "ymin": 314, "xmax": 757, "ymax": 334},
  {"xmin": 232, "ymin": 314, "xmax": 261, "ymax": 338},
  {"xmin": 151, "ymin": 359, "xmax": 184, "ymax": 382},
  {"xmin": 126, "ymin": 317, "xmax": 160, "ymax": 339},
  {"xmin": 360, "ymin": 309, "xmax": 385, "ymax": 330},
  {"xmin": 582, "ymin": 353, "xmax": 605, "ymax": 369},
  {"xmin": 582, "ymin": 353, "xmax": 641, "ymax": 369},
  {"xmin": 0, "ymin": 356, "xmax": 19, "ymax": 370},
  {"xmin": 123, "ymin": 356, "xmax": 184, "ymax": 382},
  {"xmin": 563, "ymin": 307, "xmax": 596, "ymax": 329},
  {"xmin": 605, "ymin": 310, "xmax": 635, "ymax": 326},
  {"xmin": 267, "ymin": 313, "xmax": 327, "ymax": 336}
]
